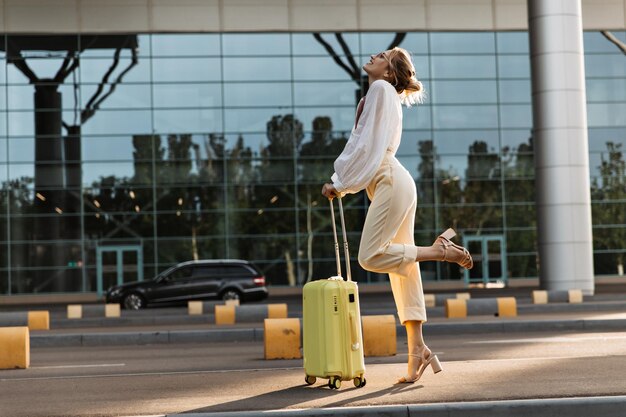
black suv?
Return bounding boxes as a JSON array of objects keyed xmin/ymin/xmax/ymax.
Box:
[{"xmin": 105, "ymin": 259, "xmax": 268, "ymax": 310}]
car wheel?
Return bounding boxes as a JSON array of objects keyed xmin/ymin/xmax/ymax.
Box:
[
  {"xmin": 123, "ymin": 293, "xmax": 145, "ymax": 310},
  {"xmin": 221, "ymin": 289, "xmax": 241, "ymax": 301}
]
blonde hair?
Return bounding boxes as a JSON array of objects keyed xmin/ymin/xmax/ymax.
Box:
[{"xmin": 385, "ymin": 47, "xmax": 425, "ymax": 107}]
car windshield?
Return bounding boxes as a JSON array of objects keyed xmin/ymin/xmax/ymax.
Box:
[{"xmin": 155, "ymin": 265, "xmax": 178, "ymax": 281}]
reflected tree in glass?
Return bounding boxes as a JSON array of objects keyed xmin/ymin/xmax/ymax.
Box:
[
  {"xmin": 313, "ymin": 32, "xmax": 406, "ymax": 103},
  {"xmin": 591, "ymin": 142, "xmax": 626, "ymax": 275}
]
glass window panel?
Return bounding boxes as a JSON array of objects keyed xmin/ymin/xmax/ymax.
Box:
[
  {"xmin": 585, "ymin": 54, "xmax": 626, "ymax": 77},
  {"xmin": 224, "ymin": 107, "xmax": 295, "ymax": 134},
  {"xmin": 80, "ymin": 57, "xmax": 151, "ymax": 83},
  {"xmin": 223, "ymin": 34, "xmax": 290, "ymax": 56},
  {"xmin": 501, "ymin": 129, "xmax": 533, "ymax": 151},
  {"xmin": 293, "ymin": 56, "xmax": 356, "ymax": 81},
  {"xmin": 153, "ymin": 108, "xmax": 223, "ymax": 134},
  {"xmin": 293, "ymin": 81, "xmax": 356, "ymax": 106},
  {"xmin": 8, "ymin": 137, "xmax": 34, "ymax": 162},
  {"xmin": 7, "ymin": 58, "xmax": 70, "ymax": 84},
  {"xmin": 436, "ymin": 155, "xmax": 466, "ymax": 179},
  {"xmin": 225, "ymin": 133, "xmax": 266, "ymax": 155},
  {"xmin": 294, "ymin": 106, "xmax": 355, "ymax": 133},
  {"xmin": 431, "ymin": 55, "xmax": 496, "ymax": 79},
  {"xmin": 430, "ymin": 80, "xmax": 497, "ymax": 104},
  {"xmin": 499, "ymin": 80, "xmax": 531, "ymax": 103},
  {"xmin": 224, "ymin": 82, "xmax": 292, "ymax": 107},
  {"xmin": 7, "ymin": 84, "xmax": 77, "ymax": 112},
  {"xmin": 0, "ymin": 139, "xmax": 6, "ymax": 162},
  {"xmin": 82, "ymin": 109, "xmax": 151, "ymax": 135},
  {"xmin": 584, "ymin": 31, "xmax": 626, "ymax": 53},
  {"xmin": 435, "ymin": 130, "xmax": 500, "ymax": 155},
  {"xmin": 586, "ymin": 78, "xmax": 626, "ymax": 102},
  {"xmin": 82, "ymin": 161, "xmax": 136, "ymax": 185},
  {"xmin": 497, "ymin": 55, "xmax": 530, "ymax": 79},
  {"xmin": 430, "ymin": 32, "xmax": 495, "ymax": 54},
  {"xmin": 80, "ymin": 83, "xmax": 151, "ymax": 110},
  {"xmin": 151, "ymin": 34, "xmax": 220, "ymax": 57},
  {"xmin": 0, "ymin": 86, "xmax": 6, "ymax": 110},
  {"xmin": 587, "ymin": 127, "xmax": 626, "ymax": 151},
  {"xmin": 588, "ymin": 103, "xmax": 626, "ymax": 127},
  {"xmin": 432, "ymin": 105, "xmax": 498, "ymax": 129},
  {"xmin": 292, "ymin": 33, "xmax": 360, "ymax": 56},
  {"xmin": 223, "ymin": 57, "xmax": 291, "ymax": 82},
  {"xmin": 8, "ymin": 111, "xmax": 35, "ymax": 136},
  {"xmin": 7, "ymin": 163, "xmax": 34, "ymax": 183},
  {"xmin": 0, "ymin": 115, "xmax": 6, "ymax": 137},
  {"xmin": 361, "ymin": 32, "xmax": 429, "ymax": 56},
  {"xmin": 82, "ymin": 135, "xmax": 140, "ymax": 162},
  {"xmin": 496, "ymin": 32, "xmax": 529, "ymax": 53},
  {"xmin": 153, "ymin": 83, "xmax": 222, "ymax": 109},
  {"xmin": 0, "ymin": 54, "xmax": 6, "ymax": 83},
  {"xmin": 0, "ymin": 163, "xmax": 6, "ymax": 181},
  {"xmin": 152, "ymin": 57, "xmax": 221, "ymax": 82},
  {"xmin": 499, "ymin": 104, "xmax": 532, "ymax": 128},
  {"xmin": 257, "ymin": 160, "xmax": 296, "ymax": 183},
  {"xmin": 397, "ymin": 130, "xmax": 432, "ymax": 157},
  {"xmin": 403, "ymin": 105, "xmax": 432, "ymax": 130}
]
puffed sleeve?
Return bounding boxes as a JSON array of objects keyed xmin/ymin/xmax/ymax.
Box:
[{"xmin": 331, "ymin": 80, "xmax": 400, "ymax": 194}]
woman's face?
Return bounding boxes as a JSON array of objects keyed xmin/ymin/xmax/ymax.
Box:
[{"xmin": 363, "ymin": 50, "xmax": 392, "ymax": 80}]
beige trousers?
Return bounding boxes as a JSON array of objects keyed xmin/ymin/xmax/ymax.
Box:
[{"xmin": 358, "ymin": 155, "xmax": 426, "ymax": 324}]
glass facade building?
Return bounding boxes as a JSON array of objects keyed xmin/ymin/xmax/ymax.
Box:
[{"xmin": 0, "ymin": 31, "xmax": 625, "ymax": 295}]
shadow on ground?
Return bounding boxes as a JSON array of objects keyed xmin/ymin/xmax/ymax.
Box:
[{"xmin": 180, "ymin": 381, "xmax": 424, "ymax": 414}]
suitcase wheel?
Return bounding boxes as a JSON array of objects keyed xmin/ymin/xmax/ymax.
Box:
[
  {"xmin": 353, "ymin": 376, "xmax": 366, "ymax": 388},
  {"xmin": 305, "ymin": 375, "xmax": 316, "ymax": 385},
  {"xmin": 328, "ymin": 377, "xmax": 341, "ymax": 389}
]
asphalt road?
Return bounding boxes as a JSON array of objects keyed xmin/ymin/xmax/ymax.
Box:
[{"xmin": 2, "ymin": 330, "xmax": 626, "ymax": 417}]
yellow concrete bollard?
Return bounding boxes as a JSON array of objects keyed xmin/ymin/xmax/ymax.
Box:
[
  {"xmin": 67, "ymin": 304, "xmax": 82, "ymax": 319},
  {"xmin": 105, "ymin": 304, "xmax": 121, "ymax": 318},
  {"xmin": 497, "ymin": 297, "xmax": 517, "ymax": 317},
  {"xmin": 263, "ymin": 318, "xmax": 301, "ymax": 360},
  {"xmin": 188, "ymin": 301, "xmax": 203, "ymax": 315},
  {"xmin": 445, "ymin": 299, "xmax": 467, "ymax": 318},
  {"xmin": 225, "ymin": 299, "xmax": 240, "ymax": 306},
  {"xmin": 0, "ymin": 327, "xmax": 30, "ymax": 369},
  {"xmin": 215, "ymin": 305, "xmax": 236, "ymax": 325},
  {"xmin": 532, "ymin": 290, "xmax": 548, "ymax": 304},
  {"xmin": 568, "ymin": 290, "xmax": 583, "ymax": 303},
  {"xmin": 362, "ymin": 315, "xmax": 396, "ymax": 357},
  {"xmin": 267, "ymin": 303, "xmax": 288, "ymax": 319},
  {"xmin": 27, "ymin": 311, "xmax": 50, "ymax": 330},
  {"xmin": 424, "ymin": 294, "xmax": 436, "ymax": 308},
  {"xmin": 456, "ymin": 292, "xmax": 471, "ymax": 300}
]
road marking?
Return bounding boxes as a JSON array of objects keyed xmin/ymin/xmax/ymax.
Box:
[
  {"xmin": 1, "ymin": 366, "xmax": 303, "ymax": 382},
  {"xmin": 465, "ymin": 335, "xmax": 626, "ymax": 344},
  {"xmin": 31, "ymin": 363, "xmax": 126, "ymax": 370}
]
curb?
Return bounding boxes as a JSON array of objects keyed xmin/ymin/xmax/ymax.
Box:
[
  {"xmin": 168, "ymin": 395, "xmax": 626, "ymax": 417},
  {"xmin": 30, "ymin": 317, "xmax": 626, "ymax": 347}
]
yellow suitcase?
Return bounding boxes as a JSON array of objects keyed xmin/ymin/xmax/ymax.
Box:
[{"xmin": 303, "ymin": 198, "xmax": 366, "ymax": 389}]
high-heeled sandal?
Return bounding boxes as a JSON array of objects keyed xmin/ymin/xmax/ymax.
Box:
[
  {"xmin": 436, "ymin": 228, "xmax": 473, "ymax": 269},
  {"xmin": 397, "ymin": 346, "xmax": 443, "ymax": 384}
]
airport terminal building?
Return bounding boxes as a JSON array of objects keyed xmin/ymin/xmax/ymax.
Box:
[{"xmin": 0, "ymin": 0, "xmax": 625, "ymax": 298}]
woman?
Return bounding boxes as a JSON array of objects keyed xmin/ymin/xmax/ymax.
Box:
[{"xmin": 321, "ymin": 47, "xmax": 473, "ymax": 384}]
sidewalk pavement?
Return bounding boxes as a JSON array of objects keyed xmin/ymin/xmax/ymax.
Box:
[{"xmin": 170, "ymin": 396, "xmax": 626, "ymax": 417}]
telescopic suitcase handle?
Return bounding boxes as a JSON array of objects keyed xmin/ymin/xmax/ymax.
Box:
[{"xmin": 329, "ymin": 197, "xmax": 352, "ymax": 282}]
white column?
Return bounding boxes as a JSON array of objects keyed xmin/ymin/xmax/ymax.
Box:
[{"xmin": 528, "ymin": 0, "xmax": 595, "ymax": 294}]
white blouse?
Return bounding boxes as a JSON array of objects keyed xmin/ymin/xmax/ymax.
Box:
[{"xmin": 331, "ymin": 79, "xmax": 402, "ymax": 195}]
